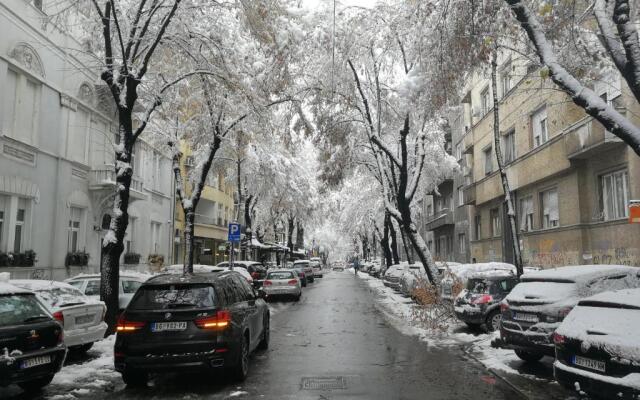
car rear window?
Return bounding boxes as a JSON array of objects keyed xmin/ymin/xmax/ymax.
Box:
[
  {"xmin": 129, "ymin": 284, "xmax": 216, "ymax": 310},
  {"xmin": 122, "ymin": 280, "xmax": 142, "ymax": 294},
  {"xmin": 268, "ymin": 271, "xmax": 295, "ymax": 280},
  {"xmin": 467, "ymin": 278, "xmax": 488, "ymax": 294},
  {"xmin": 36, "ymin": 286, "xmax": 86, "ymax": 308},
  {"xmin": 0, "ymin": 294, "xmax": 50, "ymax": 326}
]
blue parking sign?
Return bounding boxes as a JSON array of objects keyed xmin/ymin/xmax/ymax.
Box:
[{"xmin": 228, "ymin": 223, "xmax": 241, "ymax": 243}]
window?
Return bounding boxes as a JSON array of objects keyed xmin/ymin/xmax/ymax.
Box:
[
  {"xmin": 484, "ymin": 146, "xmax": 493, "ymax": 175},
  {"xmin": 490, "ymin": 208, "xmax": 501, "ymax": 237},
  {"xmin": 540, "ymin": 188, "xmax": 559, "ymax": 228},
  {"xmin": 601, "ymin": 169, "xmax": 629, "ymax": 220},
  {"xmin": 122, "ymin": 280, "xmax": 142, "ymax": 294},
  {"xmin": 13, "ymin": 201, "xmax": 27, "ymax": 253},
  {"xmin": 126, "ymin": 217, "xmax": 136, "ymax": 252},
  {"xmin": 481, "ymin": 87, "xmax": 491, "ymax": 116},
  {"xmin": 503, "ymin": 129, "xmax": 516, "ymax": 163},
  {"xmin": 224, "ymin": 207, "xmax": 229, "ymax": 226},
  {"xmin": 500, "ymin": 62, "xmax": 512, "ymax": 98},
  {"xmin": 427, "ymin": 240, "xmax": 433, "ymax": 251},
  {"xmin": 519, "ymin": 196, "xmax": 534, "ymax": 232},
  {"xmin": 427, "ymin": 204, "xmax": 432, "ymax": 216},
  {"xmin": 151, "ymin": 222, "xmax": 162, "ymax": 253},
  {"xmin": 3, "ymin": 69, "xmax": 17, "ymax": 136},
  {"xmin": 33, "ymin": 0, "xmax": 43, "ymax": 11},
  {"xmin": 68, "ymin": 207, "xmax": 82, "ymax": 252},
  {"xmin": 217, "ymin": 204, "xmax": 223, "ymax": 226},
  {"xmin": 84, "ymin": 280, "xmax": 100, "ymax": 296},
  {"xmin": 458, "ymin": 187, "xmax": 464, "ymax": 207},
  {"xmin": 458, "ymin": 233, "xmax": 466, "ymax": 254},
  {"xmin": 0, "ymin": 196, "xmax": 5, "ymax": 250},
  {"xmin": 69, "ymin": 108, "xmax": 89, "ymax": 163},
  {"xmin": 4, "ymin": 69, "xmax": 41, "ymax": 145},
  {"xmin": 455, "ymin": 143, "xmax": 462, "ymax": 160},
  {"xmin": 474, "ymin": 215, "xmax": 482, "ymax": 240},
  {"xmin": 531, "ymin": 106, "xmax": 548, "ymax": 148}
]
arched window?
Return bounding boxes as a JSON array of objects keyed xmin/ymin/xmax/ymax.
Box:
[{"xmin": 101, "ymin": 214, "xmax": 111, "ymax": 230}]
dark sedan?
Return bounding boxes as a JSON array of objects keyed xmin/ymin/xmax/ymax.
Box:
[{"xmin": 454, "ymin": 273, "xmax": 518, "ymax": 331}]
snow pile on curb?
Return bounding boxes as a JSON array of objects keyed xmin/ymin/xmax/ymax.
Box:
[{"xmin": 52, "ymin": 335, "xmax": 118, "ymax": 392}]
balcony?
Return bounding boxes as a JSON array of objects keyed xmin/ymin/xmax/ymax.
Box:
[
  {"xmin": 462, "ymin": 130, "xmax": 474, "ymax": 154},
  {"xmin": 565, "ymin": 116, "xmax": 625, "ymax": 159},
  {"xmin": 463, "ymin": 183, "xmax": 476, "ymax": 205},
  {"xmin": 89, "ymin": 165, "xmax": 146, "ymax": 200},
  {"xmin": 425, "ymin": 209, "xmax": 454, "ymax": 231}
]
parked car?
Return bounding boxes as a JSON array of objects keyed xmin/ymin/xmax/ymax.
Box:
[
  {"xmin": 216, "ymin": 261, "xmax": 267, "ymax": 284},
  {"xmin": 11, "ymin": 280, "xmax": 107, "ymax": 353},
  {"xmin": 310, "ymin": 260, "xmax": 323, "ymax": 278},
  {"xmin": 399, "ymin": 264, "xmax": 428, "ymax": 297},
  {"xmin": 440, "ymin": 262, "xmax": 515, "ymax": 302},
  {"xmin": 499, "ymin": 265, "xmax": 640, "ymax": 362},
  {"xmin": 0, "ymin": 281, "xmax": 66, "ymax": 391},
  {"xmin": 293, "ymin": 260, "xmax": 314, "ymax": 283},
  {"xmin": 114, "ymin": 270, "xmax": 269, "ymax": 385},
  {"xmin": 553, "ymin": 288, "xmax": 640, "ymax": 399},
  {"xmin": 262, "ymin": 270, "xmax": 302, "ymax": 301},
  {"xmin": 66, "ymin": 272, "xmax": 151, "ymax": 311},
  {"xmin": 369, "ymin": 263, "xmax": 384, "ymax": 278},
  {"xmin": 383, "ymin": 263, "xmax": 408, "ymax": 290},
  {"xmin": 453, "ymin": 272, "xmax": 519, "ymax": 331},
  {"xmin": 289, "ymin": 265, "xmax": 308, "ymax": 287},
  {"xmin": 164, "ymin": 264, "xmax": 254, "ymax": 286}
]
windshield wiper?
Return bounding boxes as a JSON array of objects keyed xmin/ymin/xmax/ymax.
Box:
[
  {"xmin": 23, "ymin": 315, "xmax": 50, "ymax": 323},
  {"xmin": 166, "ymin": 303, "xmax": 199, "ymax": 309}
]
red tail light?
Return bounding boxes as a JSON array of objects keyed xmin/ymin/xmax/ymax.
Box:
[
  {"xmin": 471, "ymin": 294, "xmax": 493, "ymax": 305},
  {"xmin": 263, "ymin": 280, "xmax": 273, "ymax": 286},
  {"xmin": 553, "ymin": 332, "xmax": 566, "ymax": 345},
  {"xmin": 56, "ymin": 328, "xmax": 64, "ymax": 344},
  {"xmin": 288, "ymin": 279, "xmax": 298, "ymax": 285},
  {"xmin": 52, "ymin": 311, "xmax": 64, "ymax": 326},
  {"xmin": 500, "ymin": 301, "xmax": 509, "ymax": 312},
  {"xmin": 251, "ymin": 272, "xmax": 260, "ymax": 279},
  {"xmin": 195, "ymin": 310, "xmax": 231, "ymax": 330},
  {"xmin": 116, "ymin": 316, "xmax": 145, "ymax": 333}
]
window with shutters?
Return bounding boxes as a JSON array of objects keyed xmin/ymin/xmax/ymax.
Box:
[
  {"xmin": 503, "ymin": 129, "xmax": 516, "ymax": 163},
  {"xmin": 600, "ymin": 169, "xmax": 629, "ymax": 221},
  {"xmin": 540, "ymin": 188, "xmax": 559, "ymax": 228},
  {"xmin": 490, "ymin": 208, "xmax": 501, "ymax": 237},
  {"xmin": 531, "ymin": 106, "xmax": 548, "ymax": 148},
  {"xmin": 68, "ymin": 207, "xmax": 83, "ymax": 252},
  {"xmin": 519, "ymin": 196, "xmax": 534, "ymax": 232},
  {"xmin": 484, "ymin": 146, "xmax": 493, "ymax": 175}
]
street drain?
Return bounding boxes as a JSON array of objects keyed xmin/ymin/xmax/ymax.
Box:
[{"xmin": 301, "ymin": 376, "xmax": 347, "ymax": 390}]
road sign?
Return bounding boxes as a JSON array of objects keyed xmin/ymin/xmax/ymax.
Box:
[
  {"xmin": 630, "ymin": 200, "xmax": 640, "ymax": 223},
  {"xmin": 228, "ymin": 223, "xmax": 241, "ymax": 242}
]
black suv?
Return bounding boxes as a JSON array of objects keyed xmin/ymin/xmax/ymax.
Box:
[
  {"xmin": 454, "ymin": 274, "xmax": 518, "ymax": 331},
  {"xmin": 114, "ymin": 271, "xmax": 269, "ymax": 385},
  {"xmin": 0, "ymin": 283, "xmax": 66, "ymax": 391}
]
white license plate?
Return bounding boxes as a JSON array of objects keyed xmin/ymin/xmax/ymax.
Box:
[
  {"xmin": 152, "ymin": 322, "xmax": 187, "ymax": 332},
  {"xmin": 513, "ymin": 312, "xmax": 539, "ymax": 323},
  {"xmin": 21, "ymin": 355, "xmax": 51, "ymax": 369},
  {"xmin": 75, "ymin": 315, "xmax": 94, "ymax": 325},
  {"xmin": 573, "ymin": 356, "xmax": 606, "ymax": 372}
]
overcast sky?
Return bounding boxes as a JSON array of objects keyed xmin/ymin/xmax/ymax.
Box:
[{"xmin": 300, "ymin": 0, "xmax": 377, "ymax": 10}]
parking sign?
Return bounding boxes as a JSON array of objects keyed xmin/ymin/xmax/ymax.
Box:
[{"xmin": 228, "ymin": 223, "xmax": 241, "ymax": 242}]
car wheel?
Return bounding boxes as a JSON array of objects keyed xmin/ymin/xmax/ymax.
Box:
[
  {"xmin": 258, "ymin": 315, "xmax": 270, "ymax": 350},
  {"xmin": 514, "ymin": 349, "xmax": 544, "ymax": 363},
  {"xmin": 231, "ymin": 335, "xmax": 250, "ymax": 381},
  {"xmin": 73, "ymin": 342, "xmax": 94, "ymax": 354},
  {"xmin": 486, "ymin": 310, "xmax": 502, "ymax": 332},
  {"xmin": 294, "ymin": 294, "xmax": 301, "ymax": 302},
  {"xmin": 122, "ymin": 371, "xmax": 148, "ymax": 387},
  {"xmin": 18, "ymin": 374, "xmax": 54, "ymax": 391}
]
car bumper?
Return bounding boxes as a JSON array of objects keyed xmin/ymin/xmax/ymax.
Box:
[
  {"xmin": 263, "ymin": 287, "xmax": 301, "ymax": 297},
  {"xmin": 65, "ymin": 322, "xmax": 108, "ymax": 348},
  {"xmin": 115, "ymin": 349, "xmax": 234, "ymax": 373},
  {"xmin": 499, "ymin": 326, "xmax": 555, "ymax": 356},
  {"xmin": 454, "ymin": 306, "xmax": 485, "ymax": 325},
  {"xmin": 554, "ymin": 360, "xmax": 640, "ymax": 399},
  {"xmin": 313, "ymin": 271, "xmax": 323, "ymax": 277},
  {"xmin": 383, "ymin": 280, "xmax": 400, "ymax": 290},
  {"xmin": 0, "ymin": 346, "xmax": 67, "ymax": 387}
]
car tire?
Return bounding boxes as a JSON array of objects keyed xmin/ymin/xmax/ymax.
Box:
[
  {"xmin": 231, "ymin": 335, "xmax": 250, "ymax": 382},
  {"xmin": 122, "ymin": 371, "xmax": 148, "ymax": 387},
  {"xmin": 514, "ymin": 349, "xmax": 544, "ymax": 363},
  {"xmin": 257, "ymin": 315, "xmax": 270, "ymax": 350},
  {"xmin": 18, "ymin": 374, "xmax": 54, "ymax": 392},
  {"xmin": 73, "ymin": 342, "xmax": 94, "ymax": 354},
  {"xmin": 485, "ymin": 310, "xmax": 502, "ymax": 332},
  {"xmin": 294, "ymin": 294, "xmax": 301, "ymax": 302}
]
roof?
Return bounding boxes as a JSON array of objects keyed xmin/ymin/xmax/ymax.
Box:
[
  {"xmin": 164, "ymin": 264, "xmax": 226, "ymax": 274},
  {"xmin": 521, "ymin": 265, "xmax": 639, "ymax": 283},
  {"xmin": 11, "ymin": 279, "xmax": 79, "ymax": 292},
  {"xmin": 145, "ymin": 271, "xmax": 232, "ymax": 285},
  {"xmin": 66, "ymin": 271, "xmax": 152, "ymax": 281},
  {"xmin": 580, "ymin": 288, "xmax": 640, "ymax": 308},
  {"xmin": 267, "ymin": 269, "xmax": 296, "ymax": 274},
  {"xmin": 0, "ymin": 282, "xmax": 33, "ymax": 295}
]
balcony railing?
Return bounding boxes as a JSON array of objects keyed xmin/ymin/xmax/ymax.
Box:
[
  {"xmin": 89, "ymin": 165, "xmax": 145, "ymax": 199},
  {"xmin": 425, "ymin": 209, "xmax": 454, "ymax": 231},
  {"xmin": 463, "ymin": 184, "xmax": 476, "ymax": 205},
  {"xmin": 565, "ymin": 115, "xmax": 624, "ymax": 159}
]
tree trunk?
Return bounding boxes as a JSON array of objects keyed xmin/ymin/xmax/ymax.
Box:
[
  {"xmin": 399, "ymin": 226, "xmax": 413, "ymax": 264},
  {"xmin": 402, "ymin": 218, "xmax": 440, "ymax": 286},
  {"xmin": 183, "ymin": 208, "xmax": 196, "ymax": 274},
  {"xmin": 295, "ymin": 221, "xmax": 304, "ymax": 251},
  {"xmin": 491, "ymin": 49, "xmax": 524, "ymax": 276},
  {"xmin": 287, "ymin": 216, "xmax": 295, "ymax": 251},
  {"xmin": 244, "ymin": 195, "xmax": 253, "ymax": 236},
  {"xmin": 381, "ymin": 214, "xmax": 393, "ymax": 267},
  {"xmin": 388, "ymin": 214, "xmax": 400, "ymax": 264}
]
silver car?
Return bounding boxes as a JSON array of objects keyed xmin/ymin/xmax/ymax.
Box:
[
  {"xmin": 262, "ymin": 269, "xmax": 302, "ymax": 301},
  {"xmin": 65, "ymin": 272, "xmax": 151, "ymax": 310}
]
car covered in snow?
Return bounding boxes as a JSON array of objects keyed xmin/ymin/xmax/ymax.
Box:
[
  {"xmin": 65, "ymin": 271, "xmax": 151, "ymax": 311},
  {"xmin": 164, "ymin": 264, "xmax": 254, "ymax": 286},
  {"xmin": 440, "ymin": 262, "xmax": 514, "ymax": 302},
  {"xmin": 553, "ymin": 288, "xmax": 640, "ymax": 399},
  {"xmin": 399, "ymin": 264, "xmax": 429, "ymax": 297},
  {"xmin": 216, "ymin": 261, "xmax": 267, "ymax": 284},
  {"xmin": 453, "ymin": 272, "xmax": 518, "ymax": 331},
  {"xmin": 10, "ymin": 280, "xmax": 107, "ymax": 353},
  {"xmin": 382, "ymin": 263, "xmax": 409, "ymax": 290},
  {"xmin": 0, "ymin": 280, "xmax": 66, "ymax": 392},
  {"xmin": 499, "ymin": 265, "xmax": 640, "ymax": 362},
  {"xmin": 369, "ymin": 263, "xmax": 384, "ymax": 278}
]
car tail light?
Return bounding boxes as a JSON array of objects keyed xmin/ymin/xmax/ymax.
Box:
[
  {"xmin": 553, "ymin": 332, "xmax": 566, "ymax": 345},
  {"xmin": 471, "ymin": 294, "xmax": 493, "ymax": 305},
  {"xmin": 263, "ymin": 280, "xmax": 273, "ymax": 286},
  {"xmin": 500, "ymin": 301, "xmax": 509, "ymax": 312},
  {"xmin": 116, "ymin": 316, "xmax": 145, "ymax": 332},
  {"xmin": 288, "ymin": 279, "xmax": 298, "ymax": 285},
  {"xmin": 195, "ymin": 310, "xmax": 231, "ymax": 330},
  {"xmin": 251, "ymin": 272, "xmax": 260, "ymax": 279},
  {"xmin": 53, "ymin": 311, "xmax": 64, "ymax": 326},
  {"xmin": 56, "ymin": 328, "xmax": 64, "ymax": 344}
]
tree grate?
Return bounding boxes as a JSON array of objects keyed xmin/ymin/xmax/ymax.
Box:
[{"xmin": 301, "ymin": 376, "xmax": 347, "ymax": 390}]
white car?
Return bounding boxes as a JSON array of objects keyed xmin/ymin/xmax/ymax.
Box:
[
  {"xmin": 440, "ymin": 262, "xmax": 515, "ymax": 302},
  {"xmin": 11, "ymin": 279, "xmax": 107, "ymax": 353},
  {"xmin": 399, "ymin": 264, "xmax": 430, "ymax": 297},
  {"xmin": 163, "ymin": 264, "xmax": 254, "ymax": 285},
  {"xmin": 310, "ymin": 260, "xmax": 323, "ymax": 278},
  {"xmin": 382, "ymin": 263, "xmax": 409, "ymax": 290},
  {"xmin": 65, "ymin": 272, "xmax": 151, "ymax": 310},
  {"xmin": 262, "ymin": 269, "xmax": 302, "ymax": 301}
]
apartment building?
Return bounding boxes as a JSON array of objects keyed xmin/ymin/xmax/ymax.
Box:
[
  {"xmin": 0, "ymin": 0, "xmax": 174, "ymax": 279},
  {"xmin": 172, "ymin": 141, "xmax": 235, "ymax": 265},
  {"xmin": 460, "ymin": 52, "xmax": 640, "ymax": 268}
]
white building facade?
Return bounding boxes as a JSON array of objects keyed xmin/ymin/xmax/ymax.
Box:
[{"xmin": 0, "ymin": 0, "xmax": 174, "ymax": 280}]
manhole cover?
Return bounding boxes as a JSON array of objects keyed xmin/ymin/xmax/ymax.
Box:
[{"xmin": 301, "ymin": 376, "xmax": 347, "ymax": 390}]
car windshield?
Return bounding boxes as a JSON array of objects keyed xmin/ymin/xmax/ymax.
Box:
[
  {"xmin": 0, "ymin": 294, "xmax": 50, "ymax": 326},
  {"xmin": 122, "ymin": 280, "xmax": 142, "ymax": 294},
  {"xmin": 268, "ymin": 271, "xmax": 295, "ymax": 280},
  {"xmin": 129, "ymin": 284, "xmax": 216, "ymax": 310}
]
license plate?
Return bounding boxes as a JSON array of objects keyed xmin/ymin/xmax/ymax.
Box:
[
  {"xmin": 21, "ymin": 355, "xmax": 51, "ymax": 369},
  {"xmin": 573, "ymin": 356, "xmax": 606, "ymax": 372},
  {"xmin": 152, "ymin": 322, "xmax": 187, "ymax": 332},
  {"xmin": 513, "ymin": 312, "xmax": 539, "ymax": 323},
  {"xmin": 75, "ymin": 315, "xmax": 94, "ymax": 325}
]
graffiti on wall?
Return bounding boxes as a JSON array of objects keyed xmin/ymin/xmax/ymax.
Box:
[{"xmin": 523, "ymin": 241, "xmax": 640, "ymax": 268}]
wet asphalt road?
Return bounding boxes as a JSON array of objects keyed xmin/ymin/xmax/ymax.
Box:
[{"xmin": 3, "ymin": 270, "xmax": 539, "ymax": 400}]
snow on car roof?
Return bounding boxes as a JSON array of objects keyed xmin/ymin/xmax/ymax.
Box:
[
  {"xmin": 11, "ymin": 279, "xmax": 102, "ymax": 309},
  {"xmin": 448, "ymin": 263, "xmax": 515, "ymax": 280},
  {"xmin": 11, "ymin": 279, "xmax": 78, "ymax": 291},
  {"xmin": 521, "ymin": 265, "xmax": 638, "ymax": 283},
  {"xmin": 0, "ymin": 282, "xmax": 32, "ymax": 295},
  {"xmin": 66, "ymin": 271, "xmax": 152, "ymax": 281},
  {"xmin": 580, "ymin": 288, "xmax": 640, "ymax": 308},
  {"xmin": 163, "ymin": 264, "xmax": 253, "ymax": 281}
]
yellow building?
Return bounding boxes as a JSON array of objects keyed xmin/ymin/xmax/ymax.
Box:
[
  {"xmin": 173, "ymin": 141, "xmax": 236, "ymax": 265},
  {"xmin": 460, "ymin": 55, "xmax": 640, "ymax": 268}
]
